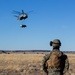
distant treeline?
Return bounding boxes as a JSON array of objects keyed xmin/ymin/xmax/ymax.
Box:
[{"xmin": 0, "ymin": 50, "xmax": 75, "ymax": 53}]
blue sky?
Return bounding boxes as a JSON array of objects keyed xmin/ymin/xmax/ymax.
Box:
[{"xmin": 0, "ymin": 0, "xmax": 75, "ymax": 51}]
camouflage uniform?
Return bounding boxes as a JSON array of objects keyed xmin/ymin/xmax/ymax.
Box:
[{"xmin": 42, "ymin": 39, "xmax": 69, "ymax": 75}]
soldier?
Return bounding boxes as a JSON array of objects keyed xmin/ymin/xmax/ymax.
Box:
[{"xmin": 42, "ymin": 39, "xmax": 69, "ymax": 75}]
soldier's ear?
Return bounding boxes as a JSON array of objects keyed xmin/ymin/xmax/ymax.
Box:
[
  {"xmin": 50, "ymin": 41, "xmax": 53, "ymax": 46},
  {"xmin": 59, "ymin": 42, "xmax": 61, "ymax": 46}
]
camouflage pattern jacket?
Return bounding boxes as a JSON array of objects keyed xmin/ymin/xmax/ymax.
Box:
[{"xmin": 42, "ymin": 50, "xmax": 69, "ymax": 74}]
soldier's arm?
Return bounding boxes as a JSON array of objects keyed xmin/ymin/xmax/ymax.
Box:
[
  {"xmin": 42, "ymin": 54, "xmax": 50, "ymax": 72},
  {"xmin": 63, "ymin": 55, "xmax": 69, "ymax": 74}
]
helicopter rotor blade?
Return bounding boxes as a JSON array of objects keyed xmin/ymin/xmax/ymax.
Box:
[
  {"xmin": 12, "ymin": 10, "xmax": 22, "ymax": 15},
  {"xmin": 27, "ymin": 10, "xmax": 33, "ymax": 14},
  {"xmin": 13, "ymin": 15, "xmax": 19, "ymax": 20},
  {"xmin": 22, "ymin": 10, "xmax": 25, "ymax": 14},
  {"xmin": 14, "ymin": 15, "xmax": 18, "ymax": 17}
]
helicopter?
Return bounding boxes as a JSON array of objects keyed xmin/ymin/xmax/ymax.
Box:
[
  {"xmin": 13, "ymin": 10, "xmax": 33, "ymax": 28},
  {"xmin": 13, "ymin": 10, "xmax": 28, "ymax": 20},
  {"xmin": 20, "ymin": 24, "xmax": 27, "ymax": 28}
]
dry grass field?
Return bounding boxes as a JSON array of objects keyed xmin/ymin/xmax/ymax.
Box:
[{"xmin": 0, "ymin": 53, "xmax": 75, "ymax": 75}]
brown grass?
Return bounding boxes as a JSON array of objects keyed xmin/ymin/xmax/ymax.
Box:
[
  {"xmin": 0, "ymin": 53, "xmax": 74, "ymax": 70},
  {"xmin": 0, "ymin": 54, "xmax": 44, "ymax": 70},
  {"xmin": 66, "ymin": 53, "xmax": 75, "ymax": 64}
]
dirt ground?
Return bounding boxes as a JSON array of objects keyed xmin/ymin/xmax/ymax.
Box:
[{"xmin": 0, "ymin": 53, "xmax": 75, "ymax": 75}]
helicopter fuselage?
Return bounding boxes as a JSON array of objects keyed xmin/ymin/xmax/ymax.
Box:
[{"xmin": 19, "ymin": 14, "xmax": 28, "ymax": 20}]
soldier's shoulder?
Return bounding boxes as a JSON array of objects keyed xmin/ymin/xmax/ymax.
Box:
[
  {"xmin": 44, "ymin": 54, "xmax": 50, "ymax": 57},
  {"xmin": 43, "ymin": 54, "xmax": 50, "ymax": 59},
  {"xmin": 61, "ymin": 52, "xmax": 68, "ymax": 60},
  {"xmin": 45, "ymin": 53, "xmax": 50, "ymax": 56}
]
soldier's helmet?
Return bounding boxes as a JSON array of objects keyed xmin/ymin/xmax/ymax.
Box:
[{"xmin": 50, "ymin": 39, "xmax": 61, "ymax": 47}]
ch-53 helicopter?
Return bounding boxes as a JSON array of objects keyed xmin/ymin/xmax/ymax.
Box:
[
  {"xmin": 13, "ymin": 10, "xmax": 28, "ymax": 20},
  {"xmin": 13, "ymin": 10, "xmax": 33, "ymax": 28}
]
